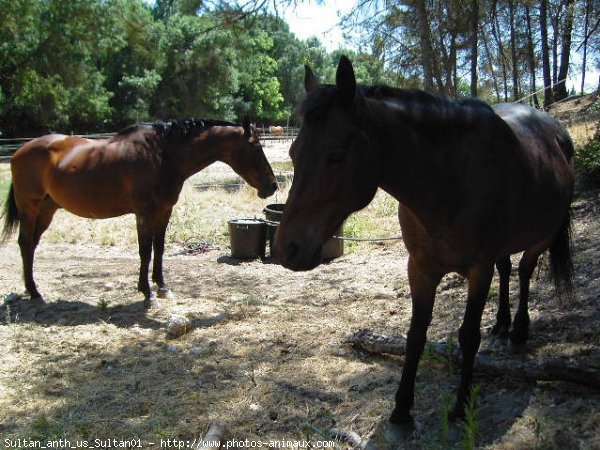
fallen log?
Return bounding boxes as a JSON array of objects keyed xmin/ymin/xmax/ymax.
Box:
[{"xmin": 344, "ymin": 329, "xmax": 600, "ymax": 389}]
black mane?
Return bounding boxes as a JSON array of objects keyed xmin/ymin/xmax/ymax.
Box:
[
  {"xmin": 300, "ymin": 83, "xmax": 494, "ymax": 126},
  {"xmin": 117, "ymin": 118, "xmax": 238, "ymax": 143}
]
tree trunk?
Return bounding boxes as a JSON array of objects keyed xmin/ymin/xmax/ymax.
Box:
[
  {"xmin": 555, "ymin": 0, "xmax": 575, "ymax": 101},
  {"xmin": 470, "ymin": 0, "xmax": 479, "ymax": 97},
  {"xmin": 551, "ymin": 7, "xmax": 559, "ymax": 87},
  {"xmin": 482, "ymin": 28, "xmax": 501, "ymax": 102},
  {"xmin": 540, "ymin": 0, "xmax": 553, "ymax": 107},
  {"xmin": 508, "ymin": 0, "xmax": 520, "ymax": 101},
  {"xmin": 525, "ymin": 5, "xmax": 540, "ymax": 107},
  {"xmin": 414, "ymin": 0, "xmax": 435, "ymax": 93},
  {"xmin": 492, "ymin": 1, "xmax": 510, "ymax": 101},
  {"xmin": 581, "ymin": 0, "xmax": 591, "ymax": 94}
]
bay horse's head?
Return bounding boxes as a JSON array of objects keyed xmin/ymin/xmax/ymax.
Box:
[
  {"xmin": 231, "ymin": 118, "xmax": 278, "ymax": 199},
  {"xmin": 275, "ymin": 56, "xmax": 382, "ymax": 270}
]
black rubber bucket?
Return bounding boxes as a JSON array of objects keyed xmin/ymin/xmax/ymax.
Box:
[
  {"xmin": 263, "ymin": 203, "xmax": 343, "ymax": 260},
  {"xmin": 228, "ymin": 219, "xmax": 266, "ymax": 260},
  {"xmin": 264, "ymin": 203, "xmax": 284, "ymax": 258}
]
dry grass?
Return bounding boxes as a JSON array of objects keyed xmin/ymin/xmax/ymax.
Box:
[{"xmin": 569, "ymin": 120, "xmax": 597, "ymax": 147}]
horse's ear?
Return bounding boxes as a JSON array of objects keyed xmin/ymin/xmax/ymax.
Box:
[
  {"xmin": 336, "ymin": 55, "xmax": 356, "ymax": 102},
  {"xmin": 243, "ymin": 116, "xmax": 251, "ymax": 138},
  {"xmin": 304, "ymin": 65, "xmax": 319, "ymax": 93}
]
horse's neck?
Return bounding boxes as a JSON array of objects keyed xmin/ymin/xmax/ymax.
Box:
[
  {"xmin": 369, "ymin": 103, "xmax": 469, "ymax": 218},
  {"xmin": 176, "ymin": 127, "xmax": 240, "ymax": 180}
]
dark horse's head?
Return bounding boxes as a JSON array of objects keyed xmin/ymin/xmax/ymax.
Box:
[
  {"xmin": 275, "ymin": 56, "xmax": 381, "ymax": 270},
  {"xmin": 231, "ymin": 117, "xmax": 278, "ymax": 199}
]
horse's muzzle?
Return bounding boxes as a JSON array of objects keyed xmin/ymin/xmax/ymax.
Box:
[
  {"xmin": 276, "ymin": 239, "xmax": 322, "ymax": 271},
  {"xmin": 258, "ymin": 181, "xmax": 278, "ymax": 199}
]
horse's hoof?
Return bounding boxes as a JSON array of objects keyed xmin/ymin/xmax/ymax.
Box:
[
  {"xmin": 143, "ymin": 294, "xmax": 160, "ymax": 309},
  {"xmin": 488, "ymin": 332, "xmax": 508, "ymax": 348},
  {"xmin": 508, "ymin": 340, "xmax": 528, "ymax": 354},
  {"xmin": 489, "ymin": 325, "xmax": 509, "ymax": 342},
  {"xmin": 386, "ymin": 419, "xmax": 419, "ymax": 444},
  {"xmin": 157, "ymin": 288, "xmax": 174, "ymax": 300},
  {"xmin": 29, "ymin": 295, "xmax": 46, "ymax": 305}
]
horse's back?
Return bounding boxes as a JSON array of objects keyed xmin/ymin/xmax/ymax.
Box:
[
  {"xmin": 492, "ymin": 103, "xmax": 574, "ymax": 253},
  {"xmin": 492, "ymin": 103, "xmax": 574, "ymax": 164},
  {"xmin": 10, "ymin": 134, "xmax": 142, "ymax": 218},
  {"xmin": 12, "ymin": 134, "xmax": 94, "ymax": 169}
]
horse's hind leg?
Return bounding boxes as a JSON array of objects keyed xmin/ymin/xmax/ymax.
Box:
[
  {"xmin": 16, "ymin": 196, "xmax": 56, "ymax": 301},
  {"xmin": 152, "ymin": 208, "xmax": 174, "ymax": 299},
  {"xmin": 18, "ymin": 211, "xmax": 42, "ymax": 300},
  {"xmin": 33, "ymin": 197, "xmax": 58, "ymax": 247},
  {"xmin": 491, "ymin": 256, "xmax": 512, "ymax": 342},
  {"xmin": 510, "ymin": 249, "xmax": 543, "ymax": 351}
]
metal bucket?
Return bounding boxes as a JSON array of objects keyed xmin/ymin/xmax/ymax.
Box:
[
  {"xmin": 263, "ymin": 203, "xmax": 343, "ymax": 260},
  {"xmin": 228, "ymin": 219, "xmax": 266, "ymax": 260}
]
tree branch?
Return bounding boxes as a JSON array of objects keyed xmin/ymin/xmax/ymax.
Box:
[{"xmin": 345, "ymin": 329, "xmax": 600, "ymax": 389}]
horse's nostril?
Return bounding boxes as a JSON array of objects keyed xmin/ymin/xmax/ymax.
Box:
[{"xmin": 271, "ymin": 182, "xmax": 279, "ymax": 192}]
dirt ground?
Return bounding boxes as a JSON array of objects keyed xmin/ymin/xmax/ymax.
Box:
[{"xmin": 1, "ymin": 139, "xmax": 599, "ymax": 449}]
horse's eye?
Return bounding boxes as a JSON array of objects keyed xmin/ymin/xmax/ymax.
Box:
[{"xmin": 327, "ymin": 150, "xmax": 346, "ymax": 166}]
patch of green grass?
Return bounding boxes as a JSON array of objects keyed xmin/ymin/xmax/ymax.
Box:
[
  {"xmin": 30, "ymin": 414, "xmax": 65, "ymax": 441},
  {"xmin": 97, "ymin": 298, "xmax": 110, "ymax": 311},
  {"xmin": 271, "ymin": 160, "xmax": 294, "ymax": 172},
  {"xmin": 577, "ymin": 121, "xmax": 600, "ymax": 187},
  {"xmin": 0, "ymin": 165, "xmax": 11, "ymax": 202},
  {"xmin": 341, "ymin": 190, "xmax": 400, "ymax": 252}
]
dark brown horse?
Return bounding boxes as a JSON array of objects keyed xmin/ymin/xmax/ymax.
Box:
[
  {"xmin": 275, "ymin": 56, "xmax": 574, "ymax": 427},
  {"xmin": 2, "ymin": 118, "xmax": 277, "ymax": 308}
]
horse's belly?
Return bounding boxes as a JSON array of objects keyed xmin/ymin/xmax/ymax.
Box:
[
  {"xmin": 60, "ymin": 200, "xmax": 132, "ymax": 219},
  {"xmin": 47, "ymin": 177, "xmax": 135, "ymax": 219}
]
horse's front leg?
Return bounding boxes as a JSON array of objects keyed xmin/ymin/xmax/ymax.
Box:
[
  {"xmin": 152, "ymin": 208, "xmax": 174, "ymax": 299},
  {"xmin": 451, "ymin": 263, "xmax": 494, "ymax": 419},
  {"xmin": 136, "ymin": 214, "xmax": 155, "ymax": 308},
  {"xmin": 390, "ymin": 257, "xmax": 441, "ymax": 426}
]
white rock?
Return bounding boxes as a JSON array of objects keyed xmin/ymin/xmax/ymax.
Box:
[{"xmin": 165, "ymin": 314, "xmax": 192, "ymax": 338}]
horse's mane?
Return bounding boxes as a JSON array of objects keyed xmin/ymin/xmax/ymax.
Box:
[
  {"xmin": 299, "ymin": 83, "xmax": 494, "ymax": 126},
  {"xmin": 116, "ymin": 118, "xmax": 238, "ymax": 143}
]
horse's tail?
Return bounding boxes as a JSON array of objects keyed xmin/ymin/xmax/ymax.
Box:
[
  {"xmin": 549, "ymin": 210, "xmax": 574, "ymax": 305},
  {"xmin": 1, "ymin": 183, "xmax": 19, "ymax": 244}
]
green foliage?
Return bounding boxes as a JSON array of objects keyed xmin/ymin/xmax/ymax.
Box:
[
  {"xmin": 30, "ymin": 414, "xmax": 63, "ymax": 441},
  {"xmin": 0, "ymin": 1, "xmax": 390, "ymax": 134},
  {"xmin": 233, "ymin": 29, "xmax": 285, "ymax": 122},
  {"xmin": 458, "ymin": 385, "xmax": 480, "ymax": 450},
  {"xmin": 424, "ymin": 387, "xmax": 480, "ymax": 450},
  {"xmin": 578, "ymin": 121, "xmax": 600, "ymax": 185},
  {"xmin": 436, "ymin": 393, "xmax": 453, "ymax": 449}
]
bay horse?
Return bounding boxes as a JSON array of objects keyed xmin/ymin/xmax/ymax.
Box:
[
  {"xmin": 2, "ymin": 118, "xmax": 277, "ymax": 308},
  {"xmin": 274, "ymin": 56, "xmax": 574, "ymax": 427}
]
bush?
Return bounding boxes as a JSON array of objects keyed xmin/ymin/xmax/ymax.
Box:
[{"xmin": 577, "ymin": 121, "xmax": 600, "ymax": 186}]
